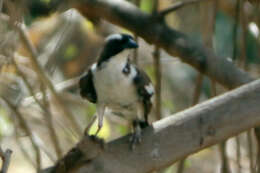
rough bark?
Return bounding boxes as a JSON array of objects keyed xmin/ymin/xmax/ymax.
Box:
[{"xmin": 42, "ymin": 79, "xmax": 260, "ymax": 173}]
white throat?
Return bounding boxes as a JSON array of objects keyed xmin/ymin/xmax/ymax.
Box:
[{"xmin": 92, "ymin": 49, "xmax": 139, "ymax": 117}]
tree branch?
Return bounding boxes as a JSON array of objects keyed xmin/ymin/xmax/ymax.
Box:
[
  {"xmin": 74, "ymin": 0, "xmax": 253, "ymax": 89},
  {"xmin": 42, "ymin": 79, "xmax": 260, "ymax": 173},
  {"xmin": 0, "ymin": 147, "xmax": 12, "ymax": 173}
]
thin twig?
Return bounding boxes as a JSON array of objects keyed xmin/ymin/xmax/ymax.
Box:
[
  {"xmin": 152, "ymin": 0, "xmax": 162, "ymax": 121},
  {"xmin": 0, "ymin": 146, "xmax": 12, "ymax": 173},
  {"xmin": 133, "ymin": 36, "xmax": 138, "ymax": 65},
  {"xmin": 159, "ymin": 0, "xmax": 206, "ymax": 17},
  {"xmin": 21, "ymin": 76, "xmax": 80, "ymax": 107},
  {"xmin": 41, "ymin": 84, "xmax": 63, "ymax": 159},
  {"xmin": 153, "ymin": 3, "xmax": 162, "ymax": 170},
  {"xmin": 11, "ymin": 57, "xmax": 63, "ymax": 159},
  {"xmin": 2, "ymin": 97, "xmax": 42, "ymax": 171},
  {"xmin": 0, "ymin": 0, "xmax": 3, "ymax": 13},
  {"xmin": 255, "ymin": 128, "xmax": 260, "ymax": 173},
  {"xmin": 236, "ymin": 136, "xmax": 242, "ymax": 173},
  {"xmin": 219, "ymin": 142, "xmax": 230, "ymax": 173},
  {"xmin": 233, "ymin": 1, "xmax": 242, "ymax": 172},
  {"xmin": 239, "ymin": 0, "xmax": 248, "ymax": 69},
  {"xmin": 247, "ymin": 130, "xmax": 255, "ymax": 173},
  {"xmin": 13, "ymin": 17, "xmax": 82, "ymax": 137},
  {"xmin": 13, "ymin": 126, "xmax": 36, "ymax": 168},
  {"xmin": 209, "ymin": 0, "xmax": 218, "ymax": 97},
  {"xmin": 132, "ymin": 0, "xmax": 140, "ymax": 65},
  {"xmin": 192, "ymin": 74, "xmax": 203, "ymax": 105},
  {"xmin": 34, "ymin": 134, "xmax": 56, "ymax": 163},
  {"xmin": 232, "ymin": 0, "xmax": 240, "ymax": 62},
  {"xmin": 239, "ymin": 1, "xmax": 255, "ymax": 172},
  {"xmin": 153, "ymin": 46, "xmax": 161, "ymax": 120},
  {"xmin": 176, "ymin": 158, "xmax": 186, "ymax": 173},
  {"xmin": 0, "ymin": 13, "xmax": 82, "ymax": 137}
]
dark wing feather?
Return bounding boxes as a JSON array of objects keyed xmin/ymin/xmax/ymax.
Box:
[
  {"xmin": 79, "ymin": 70, "xmax": 97, "ymax": 103},
  {"xmin": 133, "ymin": 67, "xmax": 154, "ymax": 122}
]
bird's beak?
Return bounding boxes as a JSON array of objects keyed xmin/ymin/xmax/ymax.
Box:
[{"xmin": 126, "ymin": 39, "xmax": 138, "ymax": 48}]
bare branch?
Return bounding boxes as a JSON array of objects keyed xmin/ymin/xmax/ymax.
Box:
[
  {"xmin": 153, "ymin": 47, "xmax": 161, "ymax": 120},
  {"xmin": 42, "ymin": 79, "xmax": 260, "ymax": 173},
  {"xmin": 0, "ymin": 0, "xmax": 3, "ymax": 13},
  {"xmin": 0, "ymin": 146, "xmax": 12, "ymax": 173},
  {"xmin": 21, "ymin": 76, "xmax": 80, "ymax": 107},
  {"xmin": 152, "ymin": 1, "xmax": 162, "ymax": 121},
  {"xmin": 14, "ymin": 128, "xmax": 37, "ymax": 168},
  {"xmin": 41, "ymin": 84, "xmax": 63, "ymax": 159}
]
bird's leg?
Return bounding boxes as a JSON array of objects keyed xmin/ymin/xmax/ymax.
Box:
[
  {"xmin": 129, "ymin": 103, "xmax": 150, "ymax": 149},
  {"xmin": 136, "ymin": 102, "xmax": 149, "ymax": 127},
  {"xmin": 95, "ymin": 124, "xmax": 101, "ymax": 136},
  {"xmin": 95, "ymin": 104, "xmax": 105, "ymax": 136},
  {"xmin": 138, "ymin": 120, "xmax": 149, "ymax": 129},
  {"xmin": 129, "ymin": 119, "xmax": 149, "ymax": 150},
  {"xmin": 84, "ymin": 115, "xmax": 97, "ymax": 136},
  {"xmin": 130, "ymin": 120, "xmax": 142, "ymax": 150},
  {"xmin": 84, "ymin": 105, "xmax": 105, "ymax": 148}
]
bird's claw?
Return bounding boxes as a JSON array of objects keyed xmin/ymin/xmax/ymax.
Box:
[{"xmin": 129, "ymin": 130, "xmax": 142, "ymax": 150}]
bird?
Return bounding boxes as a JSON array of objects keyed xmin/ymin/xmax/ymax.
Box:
[{"xmin": 79, "ymin": 33, "xmax": 154, "ymax": 147}]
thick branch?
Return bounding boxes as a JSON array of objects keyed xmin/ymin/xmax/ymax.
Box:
[
  {"xmin": 43, "ymin": 79, "xmax": 260, "ymax": 173},
  {"xmin": 74, "ymin": 0, "xmax": 253, "ymax": 89}
]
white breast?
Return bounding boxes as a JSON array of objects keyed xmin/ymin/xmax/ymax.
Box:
[{"xmin": 92, "ymin": 51, "xmax": 139, "ymax": 111}]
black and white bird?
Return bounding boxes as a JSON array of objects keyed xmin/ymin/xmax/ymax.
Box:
[{"xmin": 79, "ymin": 33, "xmax": 154, "ymax": 146}]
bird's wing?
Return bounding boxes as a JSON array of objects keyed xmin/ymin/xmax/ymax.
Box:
[
  {"xmin": 133, "ymin": 66, "xmax": 154, "ymax": 122},
  {"xmin": 79, "ymin": 69, "xmax": 97, "ymax": 103},
  {"xmin": 133, "ymin": 67, "xmax": 154, "ymax": 98}
]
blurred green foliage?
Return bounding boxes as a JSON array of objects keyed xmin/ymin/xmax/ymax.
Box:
[
  {"xmin": 89, "ymin": 118, "xmax": 111, "ymax": 139},
  {"xmin": 140, "ymin": 0, "xmax": 155, "ymax": 13},
  {"xmin": 63, "ymin": 44, "xmax": 78, "ymax": 61},
  {"xmin": 162, "ymin": 99, "xmax": 175, "ymax": 113},
  {"xmin": 116, "ymin": 124, "xmax": 129, "ymax": 136},
  {"xmin": 214, "ymin": 12, "xmax": 235, "ymax": 59}
]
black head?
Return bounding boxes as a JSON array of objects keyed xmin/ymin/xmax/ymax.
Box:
[
  {"xmin": 98, "ymin": 34, "xmax": 138, "ymax": 66},
  {"xmin": 105, "ymin": 33, "xmax": 138, "ymax": 49}
]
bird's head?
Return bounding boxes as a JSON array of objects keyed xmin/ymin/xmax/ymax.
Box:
[
  {"xmin": 100, "ymin": 33, "xmax": 138, "ymax": 61},
  {"xmin": 105, "ymin": 33, "xmax": 138, "ymax": 49}
]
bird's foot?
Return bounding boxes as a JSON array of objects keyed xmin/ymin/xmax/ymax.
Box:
[
  {"xmin": 129, "ymin": 129, "xmax": 142, "ymax": 150},
  {"xmin": 129, "ymin": 120, "xmax": 149, "ymax": 150}
]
